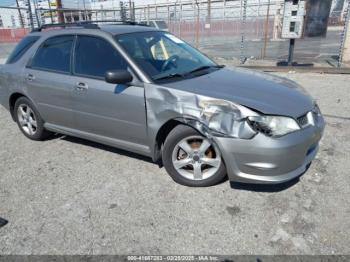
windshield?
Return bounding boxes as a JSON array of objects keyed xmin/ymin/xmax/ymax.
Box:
[{"xmin": 115, "ymin": 31, "xmax": 219, "ymax": 82}]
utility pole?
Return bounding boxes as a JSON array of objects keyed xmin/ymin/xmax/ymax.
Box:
[
  {"xmin": 47, "ymin": 0, "xmax": 54, "ymax": 23},
  {"xmin": 56, "ymin": 0, "xmax": 64, "ymax": 23},
  {"xmin": 32, "ymin": 0, "xmax": 41, "ymax": 27},
  {"xmin": 27, "ymin": 0, "xmax": 35, "ymax": 29},
  {"xmin": 15, "ymin": 0, "xmax": 24, "ymax": 28},
  {"xmin": 262, "ymin": 0, "xmax": 271, "ymax": 59}
]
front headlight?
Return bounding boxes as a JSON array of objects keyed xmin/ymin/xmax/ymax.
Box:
[{"xmin": 247, "ymin": 115, "xmax": 300, "ymax": 137}]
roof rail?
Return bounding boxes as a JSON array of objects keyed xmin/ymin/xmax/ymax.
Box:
[{"xmin": 31, "ymin": 20, "xmax": 148, "ymax": 32}]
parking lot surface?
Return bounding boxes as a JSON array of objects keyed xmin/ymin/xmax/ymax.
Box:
[{"xmin": 0, "ymin": 71, "xmax": 349, "ymax": 255}]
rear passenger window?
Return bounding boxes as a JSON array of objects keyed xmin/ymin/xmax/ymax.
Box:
[
  {"xmin": 31, "ymin": 35, "xmax": 74, "ymax": 73},
  {"xmin": 74, "ymin": 36, "xmax": 128, "ymax": 78},
  {"xmin": 6, "ymin": 36, "xmax": 40, "ymax": 64}
]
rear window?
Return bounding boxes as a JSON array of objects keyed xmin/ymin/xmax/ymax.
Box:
[{"xmin": 6, "ymin": 36, "xmax": 40, "ymax": 64}]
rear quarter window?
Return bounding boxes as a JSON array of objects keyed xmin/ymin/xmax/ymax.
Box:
[{"xmin": 6, "ymin": 36, "xmax": 40, "ymax": 64}]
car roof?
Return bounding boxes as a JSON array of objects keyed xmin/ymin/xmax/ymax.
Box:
[{"xmin": 30, "ymin": 24, "xmax": 160, "ymax": 37}]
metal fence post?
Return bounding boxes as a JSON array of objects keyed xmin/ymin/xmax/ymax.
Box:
[
  {"xmin": 223, "ymin": 0, "xmax": 226, "ymax": 34},
  {"xmin": 338, "ymin": 0, "xmax": 350, "ymax": 67},
  {"xmin": 147, "ymin": 4, "xmax": 150, "ymax": 23},
  {"xmin": 167, "ymin": 5, "xmax": 170, "ymax": 25},
  {"xmin": 195, "ymin": 0, "xmax": 200, "ymax": 48},
  {"xmin": 129, "ymin": 0, "xmax": 134, "ymax": 21},
  {"xmin": 240, "ymin": 0, "xmax": 247, "ymax": 64},
  {"xmin": 34, "ymin": 4, "xmax": 41, "ymax": 27},
  {"xmin": 179, "ymin": 3, "xmax": 182, "ymax": 38},
  {"xmin": 262, "ymin": 0, "xmax": 271, "ymax": 59},
  {"xmin": 207, "ymin": 0, "xmax": 211, "ymax": 36}
]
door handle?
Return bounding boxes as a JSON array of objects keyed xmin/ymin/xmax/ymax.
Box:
[
  {"xmin": 75, "ymin": 82, "xmax": 88, "ymax": 91},
  {"xmin": 26, "ymin": 74, "xmax": 35, "ymax": 81}
]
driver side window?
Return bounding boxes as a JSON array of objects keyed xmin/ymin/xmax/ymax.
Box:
[{"xmin": 74, "ymin": 35, "xmax": 128, "ymax": 79}]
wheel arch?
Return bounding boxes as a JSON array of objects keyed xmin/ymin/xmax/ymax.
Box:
[
  {"xmin": 152, "ymin": 117, "xmax": 210, "ymax": 163},
  {"xmin": 153, "ymin": 119, "xmax": 182, "ymax": 163},
  {"xmin": 9, "ymin": 92, "xmax": 27, "ymax": 121}
]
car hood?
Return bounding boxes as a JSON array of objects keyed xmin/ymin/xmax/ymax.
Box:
[{"xmin": 163, "ymin": 68, "xmax": 314, "ymax": 118}]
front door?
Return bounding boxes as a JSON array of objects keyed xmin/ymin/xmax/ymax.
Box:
[{"xmin": 72, "ymin": 35, "xmax": 148, "ymax": 152}]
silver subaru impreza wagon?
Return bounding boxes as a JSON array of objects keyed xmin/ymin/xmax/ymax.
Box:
[{"xmin": 0, "ymin": 22, "xmax": 325, "ymax": 187}]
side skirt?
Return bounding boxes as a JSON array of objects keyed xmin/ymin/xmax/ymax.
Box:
[{"xmin": 44, "ymin": 123, "xmax": 152, "ymax": 158}]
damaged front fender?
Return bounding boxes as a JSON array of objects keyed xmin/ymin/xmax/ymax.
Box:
[{"xmin": 145, "ymin": 83, "xmax": 258, "ymax": 160}]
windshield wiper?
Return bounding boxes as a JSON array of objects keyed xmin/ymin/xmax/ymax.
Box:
[
  {"xmin": 153, "ymin": 65, "xmax": 224, "ymax": 81},
  {"xmin": 185, "ymin": 65, "xmax": 225, "ymax": 76},
  {"xmin": 153, "ymin": 73, "xmax": 185, "ymax": 81}
]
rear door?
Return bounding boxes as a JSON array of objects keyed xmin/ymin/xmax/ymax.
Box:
[
  {"xmin": 71, "ymin": 35, "xmax": 148, "ymax": 150},
  {"xmin": 24, "ymin": 35, "xmax": 76, "ymax": 128}
]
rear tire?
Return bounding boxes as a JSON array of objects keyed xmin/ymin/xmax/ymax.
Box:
[
  {"xmin": 162, "ymin": 125, "xmax": 226, "ymax": 187},
  {"xmin": 14, "ymin": 97, "xmax": 51, "ymax": 141}
]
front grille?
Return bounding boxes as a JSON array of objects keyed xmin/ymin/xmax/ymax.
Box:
[{"xmin": 297, "ymin": 113, "xmax": 309, "ymax": 128}]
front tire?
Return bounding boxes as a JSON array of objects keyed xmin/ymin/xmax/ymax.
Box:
[
  {"xmin": 14, "ymin": 97, "xmax": 50, "ymax": 141},
  {"xmin": 162, "ymin": 125, "xmax": 226, "ymax": 187}
]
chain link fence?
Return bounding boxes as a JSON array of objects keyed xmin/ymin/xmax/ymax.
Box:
[
  {"xmin": 1, "ymin": 0, "xmax": 349, "ymax": 68},
  {"xmin": 132, "ymin": 0, "xmax": 350, "ymax": 68}
]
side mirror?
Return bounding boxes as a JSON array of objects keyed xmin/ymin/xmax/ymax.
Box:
[{"xmin": 105, "ymin": 70, "xmax": 133, "ymax": 84}]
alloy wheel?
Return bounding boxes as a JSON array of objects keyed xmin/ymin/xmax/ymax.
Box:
[
  {"xmin": 17, "ymin": 104, "xmax": 37, "ymax": 136},
  {"xmin": 171, "ymin": 136, "xmax": 221, "ymax": 180}
]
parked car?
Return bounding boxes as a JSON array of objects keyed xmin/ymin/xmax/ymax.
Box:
[{"xmin": 0, "ymin": 22, "xmax": 324, "ymax": 187}]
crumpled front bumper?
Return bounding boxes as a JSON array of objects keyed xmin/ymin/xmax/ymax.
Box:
[{"xmin": 214, "ymin": 115, "xmax": 325, "ymax": 184}]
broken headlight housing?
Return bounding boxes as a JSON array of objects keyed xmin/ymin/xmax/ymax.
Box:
[
  {"xmin": 247, "ymin": 115, "xmax": 300, "ymax": 137},
  {"xmin": 196, "ymin": 97, "xmax": 258, "ymax": 138},
  {"xmin": 194, "ymin": 97, "xmax": 300, "ymax": 138}
]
